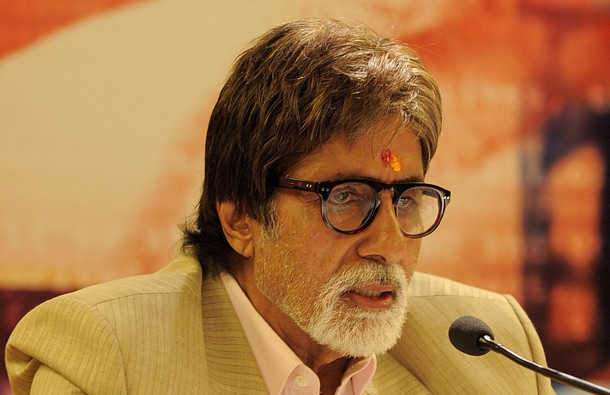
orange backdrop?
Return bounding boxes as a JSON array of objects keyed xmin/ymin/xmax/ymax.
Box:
[{"xmin": 1, "ymin": 0, "xmax": 609, "ymax": 391}]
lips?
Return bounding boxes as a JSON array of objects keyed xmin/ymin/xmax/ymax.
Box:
[
  {"xmin": 350, "ymin": 289, "xmax": 388, "ymax": 298},
  {"xmin": 349, "ymin": 285, "xmax": 394, "ymax": 297},
  {"xmin": 344, "ymin": 285, "xmax": 396, "ymax": 309}
]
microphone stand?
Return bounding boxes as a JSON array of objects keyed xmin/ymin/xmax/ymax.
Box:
[{"xmin": 479, "ymin": 335, "xmax": 610, "ymax": 395}]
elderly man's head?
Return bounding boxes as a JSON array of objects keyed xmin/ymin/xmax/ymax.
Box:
[{"xmin": 183, "ymin": 18, "xmax": 443, "ymax": 279}]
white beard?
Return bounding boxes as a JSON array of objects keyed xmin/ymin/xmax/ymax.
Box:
[
  {"xmin": 256, "ymin": 247, "xmax": 409, "ymax": 358},
  {"xmin": 301, "ymin": 262, "xmax": 409, "ymax": 357}
]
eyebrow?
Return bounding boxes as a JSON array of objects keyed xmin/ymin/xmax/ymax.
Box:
[{"xmin": 332, "ymin": 173, "xmax": 424, "ymax": 184}]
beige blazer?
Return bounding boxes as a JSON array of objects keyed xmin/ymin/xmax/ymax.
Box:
[{"xmin": 6, "ymin": 254, "xmax": 554, "ymax": 394}]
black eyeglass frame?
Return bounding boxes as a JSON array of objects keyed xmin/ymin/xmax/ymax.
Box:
[{"xmin": 276, "ymin": 176, "xmax": 451, "ymax": 238}]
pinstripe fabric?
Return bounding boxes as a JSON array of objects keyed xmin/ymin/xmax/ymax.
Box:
[
  {"xmin": 6, "ymin": 255, "xmax": 554, "ymax": 394},
  {"xmin": 371, "ymin": 273, "xmax": 555, "ymax": 394}
]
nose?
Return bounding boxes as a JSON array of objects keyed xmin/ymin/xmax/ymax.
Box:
[{"xmin": 356, "ymin": 191, "xmax": 420, "ymax": 265}]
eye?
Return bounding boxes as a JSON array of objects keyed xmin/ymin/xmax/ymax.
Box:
[
  {"xmin": 326, "ymin": 182, "xmax": 374, "ymax": 210},
  {"xmin": 396, "ymin": 195, "xmax": 415, "ymax": 207},
  {"xmin": 329, "ymin": 185, "xmax": 362, "ymax": 204},
  {"xmin": 397, "ymin": 188, "xmax": 422, "ymax": 211},
  {"xmin": 397, "ymin": 194, "xmax": 416, "ymax": 208},
  {"xmin": 325, "ymin": 182, "xmax": 376, "ymax": 227}
]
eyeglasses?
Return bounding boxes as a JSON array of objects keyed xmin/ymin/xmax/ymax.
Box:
[{"xmin": 276, "ymin": 177, "xmax": 451, "ymax": 238}]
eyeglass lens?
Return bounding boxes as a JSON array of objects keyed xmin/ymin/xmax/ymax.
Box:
[{"xmin": 324, "ymin": 182, "xmax": 442, "ymax": 236}]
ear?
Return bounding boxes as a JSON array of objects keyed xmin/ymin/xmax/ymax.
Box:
[{"xmin": 216, "ymin": 201, "xmax": 255, "ymax": 258}]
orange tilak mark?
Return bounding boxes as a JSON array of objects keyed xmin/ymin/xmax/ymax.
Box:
[{"xmin": 381, "ymin": 148, "xmax": 402, "ymax": 172}]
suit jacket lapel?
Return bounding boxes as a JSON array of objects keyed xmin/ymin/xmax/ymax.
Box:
[
  {"xmin": 365, "ymin": 352, "xmax": 432, "ymax": 394},
  {"xmin": 200, "ymin": 275, "xmax": 268, "ymax": 394}
]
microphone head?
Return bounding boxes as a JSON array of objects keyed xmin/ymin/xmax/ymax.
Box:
[{"xmin": 449, "ymin": 315, "xmax": 494, "ymax": 356}]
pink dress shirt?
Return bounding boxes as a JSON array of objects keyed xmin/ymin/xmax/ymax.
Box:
[{"xmin": 221, "ymin": 273, "xmax": 377, "ymax": 395}]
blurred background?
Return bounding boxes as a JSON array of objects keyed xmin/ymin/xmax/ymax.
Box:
[{"xmin": 1, "ymin": 0, "xmax": 609, "ymax": 393}]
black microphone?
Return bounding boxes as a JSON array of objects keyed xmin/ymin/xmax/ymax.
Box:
[{"xmin": 449, "ymin": 315, "xmax": 610, "ymax": 395}]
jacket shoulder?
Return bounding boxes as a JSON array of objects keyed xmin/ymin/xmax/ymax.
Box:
[
  {"xmin": 62, "ymin": 253, "xmax": 203, "ymax": 307},
  {"xmin": 408, "ymin": 271, "xmax": 506, "ymax": 300},
  {"xmin": 5, "ymin": 254, "xmax": 207, "ymax": 394},
  {"xmin": 377, "ymin": 272, "xmax": 554, "ymax": 394}
]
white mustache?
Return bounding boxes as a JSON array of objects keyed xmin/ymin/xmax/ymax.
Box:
[{"xmin": 323, "ymin": 261, "xmax": 407, "ymax": 297}]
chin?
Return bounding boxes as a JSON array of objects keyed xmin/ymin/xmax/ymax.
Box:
[{"xmin": 307, "ymin": 302, "xmax": 409, "ymax": 358}]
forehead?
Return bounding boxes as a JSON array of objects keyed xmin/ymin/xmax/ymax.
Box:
[{"xmin": 288, "ymin": 127, "xmax": 424, "ymax": 181}]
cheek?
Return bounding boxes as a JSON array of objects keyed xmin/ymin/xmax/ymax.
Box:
[
  {"xmin": 281, "ymin": 212, "xmax": 344, "ymax": 271},
  {"xmin": 402, "ymin": 239, "xmax": 421, "ymax": 276},
  {"xmin": 304, "ymin": 231, "xmax": 352, "ymax": 273}
]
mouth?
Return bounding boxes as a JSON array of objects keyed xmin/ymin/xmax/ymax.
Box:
[{"xmin": 343, "ymin": 285, "xmax": 396, "ymax": 310}]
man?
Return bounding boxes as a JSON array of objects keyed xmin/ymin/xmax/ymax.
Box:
[{"xmin": 6, "ymin": 18, "xmax": 553, "ymax": 394}]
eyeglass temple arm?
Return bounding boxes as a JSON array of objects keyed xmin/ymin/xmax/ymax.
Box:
[{"xmin": 276, "ymin": 177, "xmax": 319, "ymax": 193}]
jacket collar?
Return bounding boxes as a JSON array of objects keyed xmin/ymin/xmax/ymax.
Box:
[{"xmin": 200, "ymin": 274, "xmax": 268, "ymax": 393}]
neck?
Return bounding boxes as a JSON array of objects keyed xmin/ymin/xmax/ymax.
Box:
[{"xmin": 317, "ymin": 357, "xmax": 350, "ymax": 395}]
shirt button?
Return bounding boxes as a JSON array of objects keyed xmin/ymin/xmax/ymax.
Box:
[{"xmin": 295, "ymin": 375, "xmax": 308, "ymax": 388}]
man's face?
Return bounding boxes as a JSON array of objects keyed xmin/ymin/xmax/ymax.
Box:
[{"xmin": 248, "ymin": 126, "xmax": 424, "ymax": 358}]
